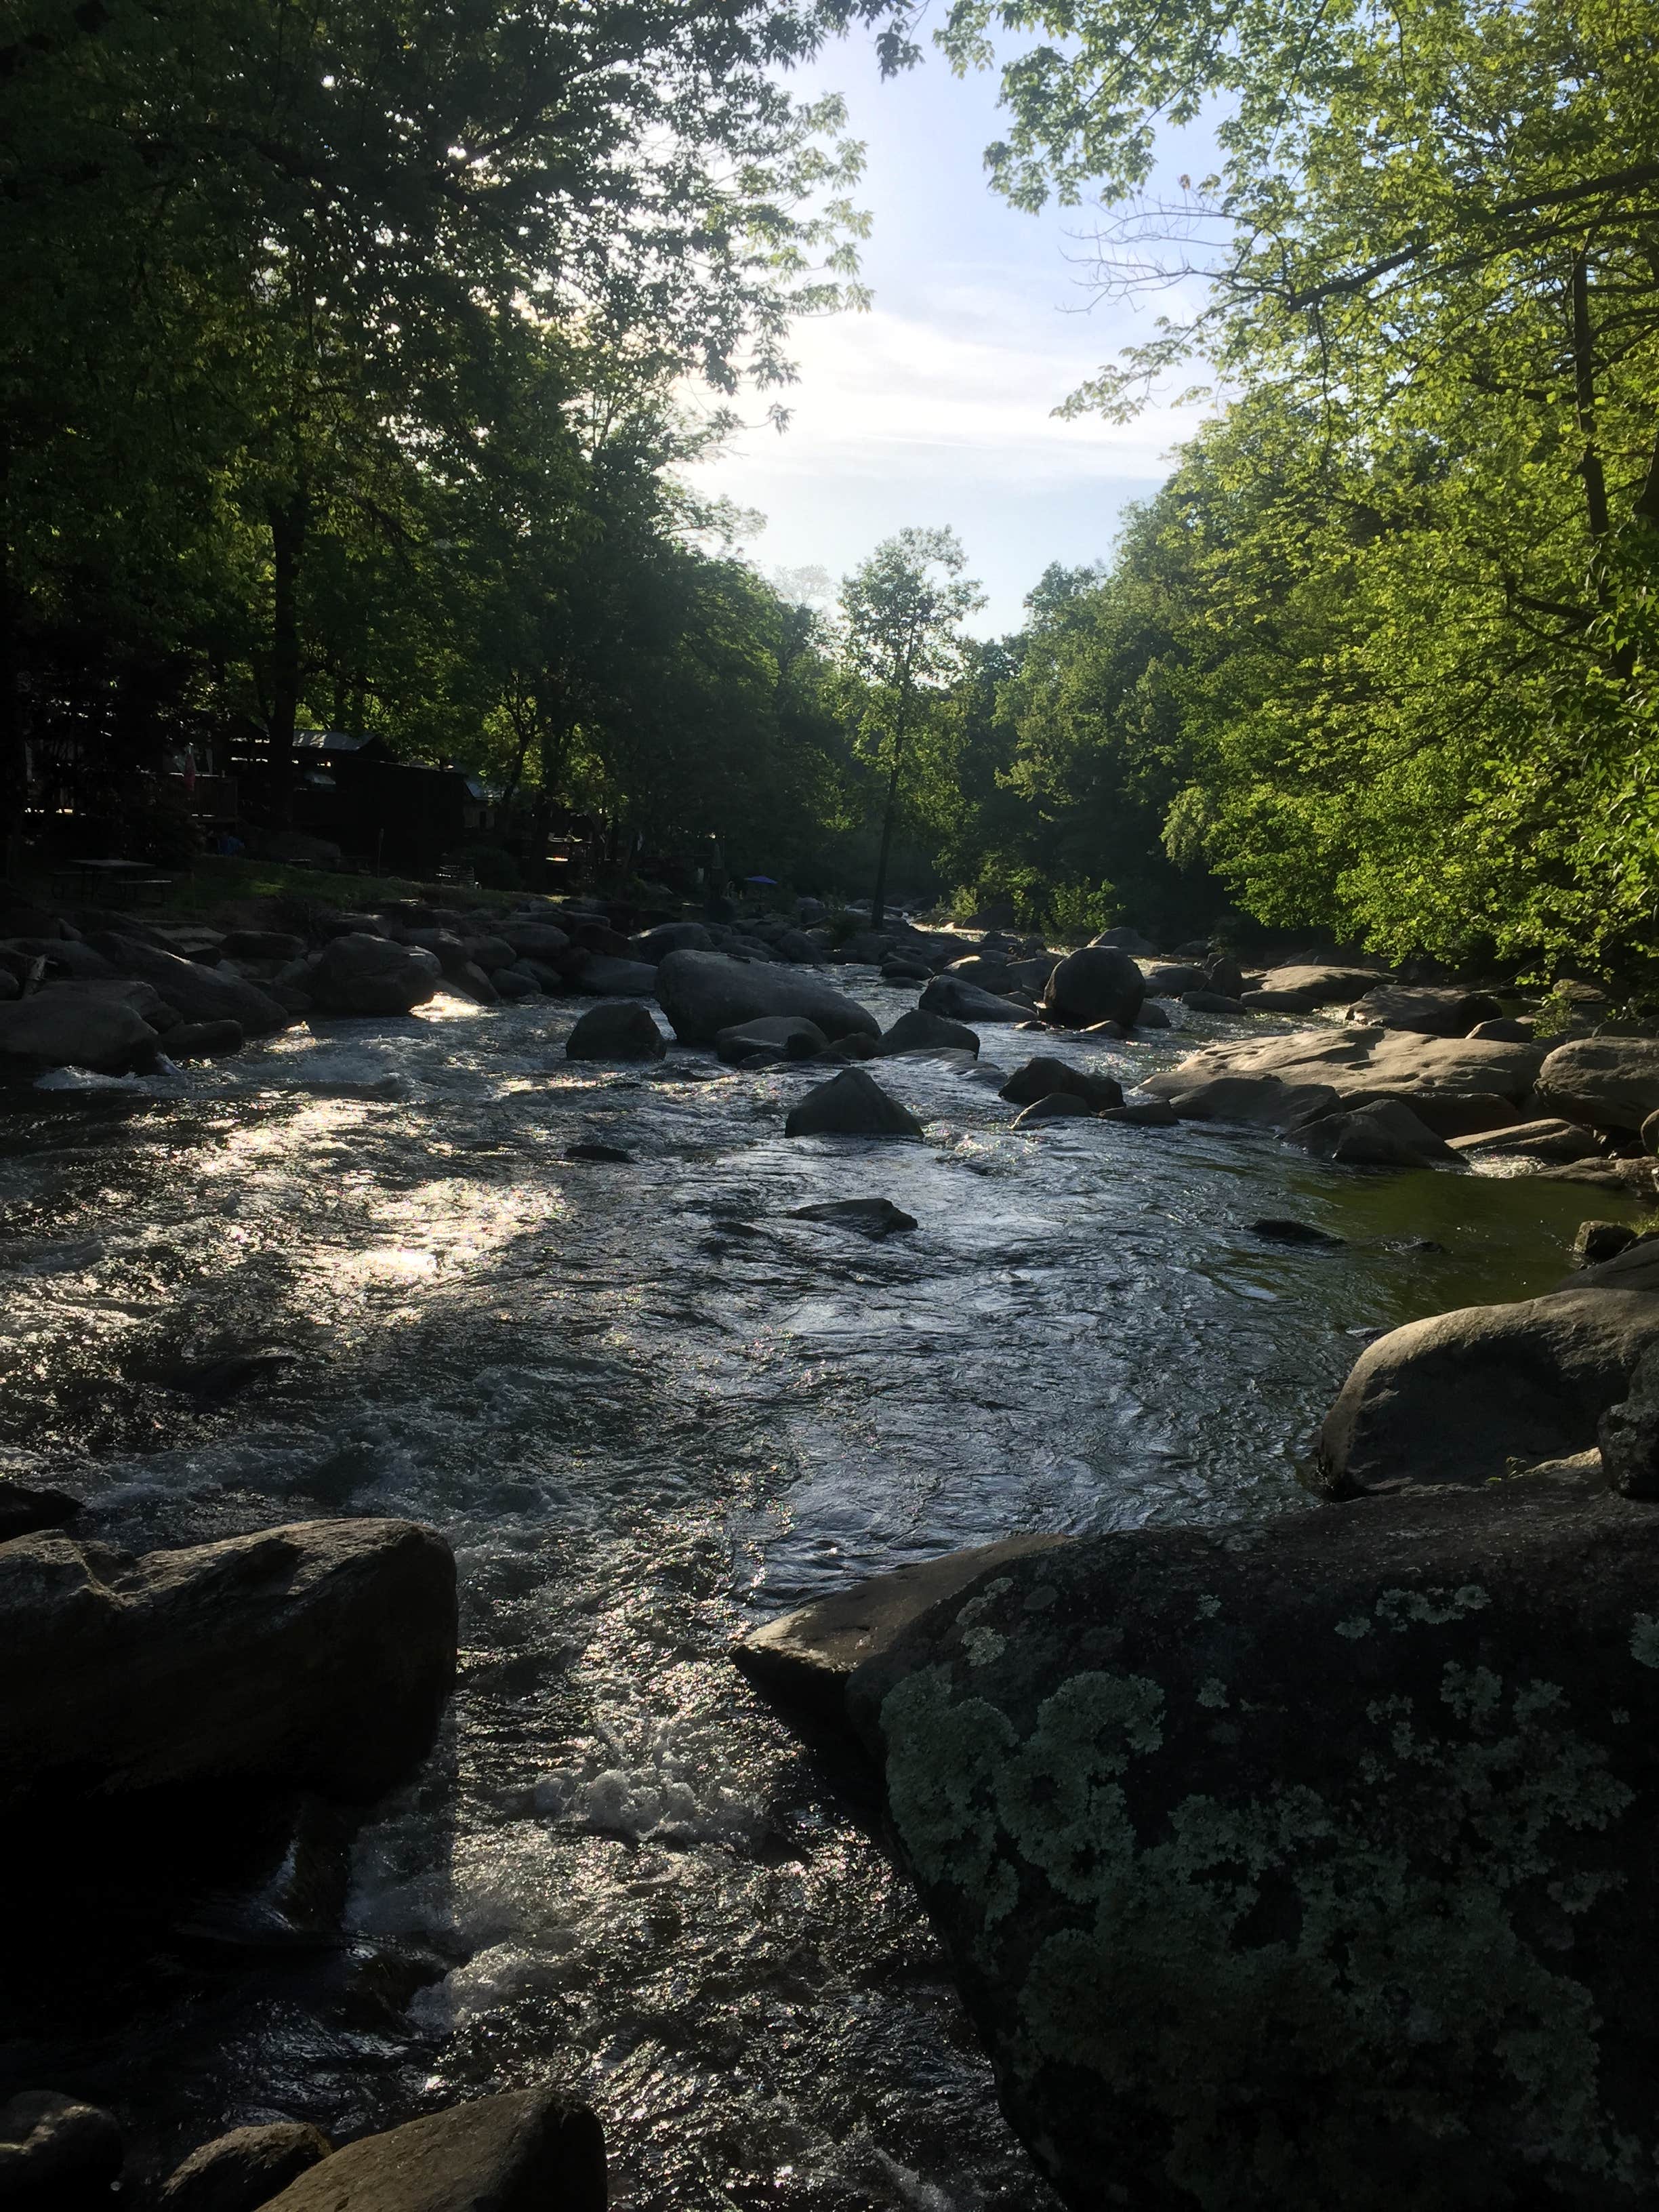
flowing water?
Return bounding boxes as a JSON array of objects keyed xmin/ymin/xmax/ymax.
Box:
[{"xmin": 0, "ymin": 977, "xmax": 1635, "ymax": 2205}]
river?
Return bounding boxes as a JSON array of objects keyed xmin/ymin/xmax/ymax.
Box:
[{"xmin": 0, "ymin": 975, "xmax": 1629, "ymax": 2205}]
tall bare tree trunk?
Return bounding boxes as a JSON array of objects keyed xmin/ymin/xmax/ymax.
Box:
[{"xmin": 266, "ymin": 489, "xmax": 309, "ymax": 827}]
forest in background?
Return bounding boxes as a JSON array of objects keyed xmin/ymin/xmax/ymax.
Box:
[{"xmin": 6, "ymin": 0, "xmax": 1657, "ymax": 974}]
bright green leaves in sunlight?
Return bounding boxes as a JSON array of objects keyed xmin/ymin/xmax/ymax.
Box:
[{"xmin": 933, "ymin": 0, "xmax": 1659, "ymax": 977}]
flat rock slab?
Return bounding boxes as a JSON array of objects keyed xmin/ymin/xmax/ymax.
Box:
[
  {"xmin": 263, "ymin": 2091, "xmax": 605, "ymax": 2212},
  {"xmin": 734, "ymin": 1534, "xmax": 1070, "ymax": 1718},
  {"xmin": 847, "ymin": 1480, "xmax": 1659, "ymax": 2212},
  {"xmin": 1143, "ymin": 1027, "xmax": 1546, "ymax": 1127}
]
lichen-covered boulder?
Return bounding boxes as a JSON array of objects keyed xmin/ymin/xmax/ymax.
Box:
[{"xmin": 847, "ymin": 1479, "xmax": 1659, "ymax": 2212}]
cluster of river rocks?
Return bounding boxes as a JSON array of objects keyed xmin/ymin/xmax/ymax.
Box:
[{"xmin": 12, "ymin": 882, "xmax": 1659, "ymax": 2207}]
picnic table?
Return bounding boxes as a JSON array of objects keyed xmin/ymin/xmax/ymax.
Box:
[{"xmin": 50, "ymin": 857, "xmax": 174, "ymax": 907}]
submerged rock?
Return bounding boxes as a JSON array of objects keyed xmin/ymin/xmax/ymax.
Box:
[
  {"xmin": 260, "ymin": 2091, "xmax": 605, "ymax": 2212},
  {"xmin": 1012, "ymin": 1092, "xmax": 1093, "ymax": 1125},
  {"xmin": 1248, "ymin": 1217, "xmax": 1345, "ymax": 1244},
  {"xmin": 846, "ymin": 1480, "xmax": 1659, "ymax": 2212},
  {"xmin": 0, "ymin": 1520, "xmax": 457, "ymax": 1805},
  {"xmin": 788, "ymin": 1197, "xmax": 918, "ymax": 1240},
  {"xmin": 784, "ymin": 1067, "xmax": 925, "ymax": 1140},
  {"xmin": 655, "ymin": 949, "xmax": 879, "ymax": 1045},
  {"xmin": 161, "ymin": 2122, "xmax": 333, "ymax": 2211},
  {"xmin": 1313, "ymin": 1289, "xmax": 1659, "ymax": 1494}
]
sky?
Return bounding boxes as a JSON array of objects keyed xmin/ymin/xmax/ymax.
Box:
[{"xmin": 681, "ymin": 31, "xmax": 1216, "ymax": 634}]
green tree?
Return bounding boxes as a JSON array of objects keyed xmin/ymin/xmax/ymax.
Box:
[{"xmin": 838, "ymin": 527, "xmax": 985, "ymax": 926}]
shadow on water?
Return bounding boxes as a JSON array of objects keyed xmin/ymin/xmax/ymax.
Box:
[{"xmin": 0, "ymin": 983, "xmax": 1631, "ymax": 2205}]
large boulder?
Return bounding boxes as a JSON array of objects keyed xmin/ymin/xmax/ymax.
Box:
[
  {"xmin": 1347, "ymin": 984, "xmax": 1504, "ymax": 1036},
  {"xmin": 498, "ymin": 921, "xmax": 571, "ymax": 961},
  {"xmin": 1040, "ymin": 947, "xmax": 1145, "ymax": 1028},
  {"xmin": 262, "ymin": 2091, "xmax": 604, "ymax": 2212},
  {"xmin": 0, "ymin": 993, "xmax": 159, "ymax": 1077},
  {"xmin": 565, "ymin": 1002, "xmax": 667, "ymax": 1062},
  {"xmin": 655, "ymin": 949, "xmax": 878, "ymax": 1044},
  {"xmin": 0, "ymin": 1521, "xmax": 457, "ymax": 1805},
  {"xmin": 847, "ymin": 1480, "xmax": 1659, "ymax": 2212},
  {"xmin": 161, "ymin": 2123, "xmax": 333, "ymax": 2211},
  {"xmin": 1142, "ymin": 1027, "xmax": 1546, "ymax": 1128},
  {"xmin": 783, "ymin": 1066, "xmax": 925, "ymax": 1139},
  {"xmin": 918, "ymin": 975, "xmax": 1031, "ymax": 1024},
  {"xmin": 308, "ymin": 934, "xmax": 438, "ymax": 1017},
  {"xmin": 1136, "ymin": 961, "xmax": 1208, "ymax": 996},
  {"xmin": 630, "ymin": 921, "xmax": 712, "ymax": 963},
  {"xmin": 1532, "ymin": 1038, "xmax": 1659, "ymax": 1130},
  {"xmin": 714, "ymin": 1015, "xmax": 827, "ymax": 1064},
  {"xmin": 1245, "ymin": 961, "xmax": 1388, "ymax": 1010},
  {"xmin": 1313, "ymin": 1290, "xmax": 1659, "ymax": 1495},
  {"xmin": 85, "ymin": 934, "xmax": 289, "ymax": 1033},
  {"xmin": 1287, "ymin": 1098, "xmax": 1461, "ymax": 1168},
  {"xmin": 567, "ymin": 953, "xmax": 656, "ymax": 997},
  {"xmin": 874, "ymin": 1008, "xmax": 980, "ymax": 1057},
  {"xmin": 999, "ymin": 1056, "xmax": 1122, "ymax": 1111}
]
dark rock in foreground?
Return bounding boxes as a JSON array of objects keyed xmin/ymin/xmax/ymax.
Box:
[
  {"xmin": 848, "ymin": 1481, "xmax": 1659, "ymax": 2212},
  {"xmin": 262, "ymin": 2091, "xmax": 605, "ymax": 2212},
  {"xmin": 0, "ymin": 1519, "xmax": 457, "ymax": 1805},
  {"xmin": 161, "ymin": 2122, "xmax": 333, "ymax": 2211},
  {"xmin": 784, "ymin": 1067, "xmax": 925, "ymax": 1140},
  {"xmin": 999, "ymin": 1055, "xmax": 1122, "ymax": 1111},
  {"xmin": 1315, "ymin": 1289, "xmax": 1659, "ymax": 1494},
  {"xmin": 0, "ymin": 1480, "xmax": 79, "ymax": 1542},
  {"xmin": 0, "ymin": 2090, "xmax": 123, "ymax": 2206}
]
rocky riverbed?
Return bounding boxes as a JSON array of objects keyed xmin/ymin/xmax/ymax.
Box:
[{"xmin": 3, "ymin": 894, "xmax": 1655, "ymax": 2207}]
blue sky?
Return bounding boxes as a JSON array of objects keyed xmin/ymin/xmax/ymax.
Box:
[{"xmin": 682, "ymin": 30, "xmax": 1216, "ymax": 633}]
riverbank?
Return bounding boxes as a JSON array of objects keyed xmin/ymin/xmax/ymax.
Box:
[{"xmin": 0, "ymin": 899, "xmax": 1650, "ymax": 2207}]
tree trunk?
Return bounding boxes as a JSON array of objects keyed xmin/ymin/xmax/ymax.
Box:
[
  {"xmin": 0, "ymin": 431, "xmax": 22, "ymax": 870},
  {"xmin": 1571, "ymin": 252, "xmax": 1611, "ymax": 550},
  {"xmin": 266, "ymin": 489, "xmax": 309, "ymax": 827},
  {"xmin": 871, "ymin": 755, "xmax": 903, "ymax": 930}
]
